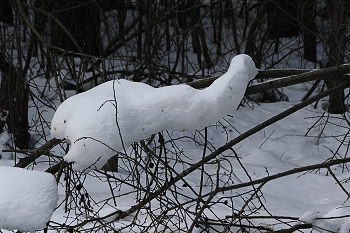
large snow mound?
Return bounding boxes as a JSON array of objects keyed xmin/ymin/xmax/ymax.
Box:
[
  {"xmin": 51, "ymin": 54, "xmax": 258, "ymax": 171},
  {"xmin": 0, "ymin": 166, "xmax": 58, "ymax": 232}
]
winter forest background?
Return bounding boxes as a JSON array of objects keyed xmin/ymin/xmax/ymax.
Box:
[{"xmin": 1, "ymin": 0, "xmax": 350, "ymax": 232}]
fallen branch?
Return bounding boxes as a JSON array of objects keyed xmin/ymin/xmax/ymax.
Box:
[
  {"xmin": 188, "ymin": 64, "xmax": 350, "ymax": 96},
  {"xmin": 188, "ymin": 68, "xmax": 312, "ymax": 89},
  {"xmin": 45, "ymin": 160, "xmax": 65, "ymax": 174},
  {"xmin": 14, "ymin": 138, "xmax": 63, "ymax": 168},
  {"xmin": 114, "ymin": 83, "xmax": 350, "ymax": 220}
]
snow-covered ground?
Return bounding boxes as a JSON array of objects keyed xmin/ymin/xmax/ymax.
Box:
[{"xmin": 48, "ymin": 83, "xmax": 350, "ymax": 232}]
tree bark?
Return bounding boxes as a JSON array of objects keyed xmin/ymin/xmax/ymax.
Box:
[
  {"xmin": 15, "ymin": 138, "xmax": 63, "ymax": 168},
  {"xmin": 50, "ymin": 0, "xmax": 101, "ymax": 56},
  {"xmin": 302, "ymin": 0, "xmax": 317, "ymax": 62},
  {"xmin": 0, "ymin": 0, "xmax": 13, "ymax": 25},
  {"xmin": 326, "ymin": 0, "xmax": 349, "ymax": 114},
  {"xmin": 0, "ymin": 51, "xmax": 30, "ymax": 149}
]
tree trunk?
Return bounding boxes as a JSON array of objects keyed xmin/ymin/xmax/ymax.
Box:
[
  {"xmin": 266, "ymin": 0, "xmax": 300, "ymax": 40},
  {"xmin": 50, "ymin": 0, "xmax": 101, "ymax": 56},
  {"xmin": 0, "ymin": 0, "xmax": 13, "ymax": 25},
  {"xmin": 0, "ymin": 52, "xmax": 30, "ymax": 149},
  {"xmin": 326, "ymin": 0, "xmax": 349, "ymax": 114},
  {"xmin": 30, "ymin": 0, "xmax": 53, "ymax": 57},
  {"xmin": 302, "ymin": 0, "xmax": 317, "ymax": 62}
]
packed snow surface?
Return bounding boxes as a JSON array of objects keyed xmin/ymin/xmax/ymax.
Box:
[
  {"xmin": 0, "ymin": 166, "xmax": 58, "ymax": 232},
  {"xmin": 51, "ymin": 54, "xmax": 258, "ymax": 171}
]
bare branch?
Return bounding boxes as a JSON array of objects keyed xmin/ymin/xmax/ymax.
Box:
[{"xmin": 14, "ymin": 138, "xmax": 63, "ymax": 168}]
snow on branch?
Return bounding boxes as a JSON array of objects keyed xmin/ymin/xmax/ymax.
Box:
[{"xmin": 50, "ymin": 54, "xmax": 258, "ymax": 171}]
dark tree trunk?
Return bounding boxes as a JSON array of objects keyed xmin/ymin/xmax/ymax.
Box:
[
  {"xmin": 0, "ymin": 0, "xmax": 13, "ymax": 25},
  {"xmin": 50, "ymin": 0, "xmax": 101, "ymax": 56},
  {"xmin": 189, "ymin": 3, "xmax": 211, "ymax": 69},
  {"xmin": 177, "ymin": 0, "xmax": 189, "ymax": 29},
  {"xmin": 302, "ymin": 0, "xmax": 317, "ymax": 62},
  {"xmin": 137, "ymin": 0, "xmax": 144, "ymax": 59},
  {"xmin": 0, "ymin": 52, "xmax": 30, "ymax": 149},
  {"xmin": 30, "ymin": 0, "xmax": 53, "ymax": 57},
  {"xmin": 94, "ymin": 0, "xmax": 128, "ymax": 41},
  {"xmin": 326, "ymin": 0, "xmax": 349, "ymax": 114},
  {"xmin": 265, "ymin": 0, "xmax": 300, "ymax": 40}
]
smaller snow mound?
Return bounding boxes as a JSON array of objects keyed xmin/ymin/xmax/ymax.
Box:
[
  {"xmin": 299, "ymin": 210, "xmax": 320, "ymax": 224},
  {"xmin": 299, "ymin": 207, "xmax": 350, "ymax": 233},
  {"xmin": 0, "ymin": 166, "xmax": 58, "ymax": 232}
]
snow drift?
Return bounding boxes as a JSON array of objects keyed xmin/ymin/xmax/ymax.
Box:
[{"xmin": 51, "ymin": 54, "xmax": 258, "ymax": 171}]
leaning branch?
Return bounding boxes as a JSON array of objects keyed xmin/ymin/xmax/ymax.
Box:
[
  {"xmin": 188, "ymin": 64, "xmax": 350, "ymax": 95},
  {"xmin": 14, "ymin": 138, "xmax": 63, "ymax": 168},
  {"xmin": 187, "ymin": 68, "xmax": 312, "ymax": 89},
  {"xmin": 218, "ymin": 156, "xmax": 350, "ymax": 193}
]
